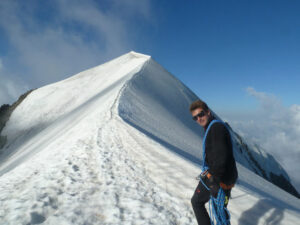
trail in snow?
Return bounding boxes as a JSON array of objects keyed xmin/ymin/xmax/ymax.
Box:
[
  {"xmin": 0, "ymin": 52, "xmax": 196, "ymax": 225},
  {"xmin": 96, "ymin": 116, "xmax": 195, "ymax": 224},
  {"xmin": 0, "ymin": 104, "xmax": 196, "ymax": 224}
]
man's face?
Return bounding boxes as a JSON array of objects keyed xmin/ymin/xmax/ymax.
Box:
[{"xmin": 191, "ymin": 107, "xmax": 211, "ymax": 128}]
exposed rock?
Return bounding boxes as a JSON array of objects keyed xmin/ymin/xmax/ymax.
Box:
[{"xmin": 0, "ymin": 89, "xmax": 34, "ymax": 149}]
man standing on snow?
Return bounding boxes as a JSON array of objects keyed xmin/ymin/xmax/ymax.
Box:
[{"xmin": 190, "ymin": 99, "xmax": 238, "ymax": 225}]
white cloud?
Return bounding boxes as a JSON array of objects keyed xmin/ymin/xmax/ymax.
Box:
[
  {"xmin": 0, "ymin": 58, "xmax": 27, "ymax": 105},
  {"xmin": 224, "ymin": 87, "xmax": 300, "ymax": 193},
  {"xmin": 109, "ymin": 0, "xmax": 152, "ymax": 21},
  {"xmin": 0, "ymin": 73, "xmax": 29, "ymax": 106},
  {"xmin": 0, "ymin": 0, "xmax": 153, "ymax": 104},
  {"xmin": 246, "ymin": 87, "xmax": 281, "ymax": 111}
]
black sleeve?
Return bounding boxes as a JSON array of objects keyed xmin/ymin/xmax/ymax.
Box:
[{"xmin": 205, "ymin": 123, "xmax": 232, "ymax": 181}]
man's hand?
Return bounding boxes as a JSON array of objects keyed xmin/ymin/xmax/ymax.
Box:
[{"xmin": 206, "ymin": 174, "xmax": 220, "ymax": 198}]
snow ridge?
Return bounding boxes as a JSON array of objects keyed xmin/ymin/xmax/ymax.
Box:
[
  {"xmin": 117, "ymin": 55, "xmax": 300, "ymax": 219},
  {"xmin": 118, "ymin": 57, "xmax": 300, "ymax": 199},
  {"xmin": 0, "ymin": 51, "xmax": 299, "ymax": 225}
]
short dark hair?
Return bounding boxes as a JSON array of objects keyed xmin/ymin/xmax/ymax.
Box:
[{"xmin": 189, "ymin": 99, "xmax": 209, "ymax": 113}]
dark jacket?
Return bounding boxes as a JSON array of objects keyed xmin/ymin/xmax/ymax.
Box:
[{"xmin": 205, "ymin": 119, "xmax": 238, "ymax": 185}]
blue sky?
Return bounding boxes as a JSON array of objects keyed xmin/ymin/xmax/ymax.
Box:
[
  {"xmin": 1, "ymin": 0, "xmax": 299, "ymax": 115},
  {"xmin": 0, "ymin": 0, "xmax": 300, "ymax": 191},
  {"xmin": 144, "ymin": 1, "xmax": 300, "ymax": 114}
]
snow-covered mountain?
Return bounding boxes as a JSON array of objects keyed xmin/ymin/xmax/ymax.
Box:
[
  {"xmin": 117, "ymin": 54, "xmax": 299, "ymax": 198},
  {"xmin": 0, "ymin": 52, "xmax": 299, "ymax": 225}
]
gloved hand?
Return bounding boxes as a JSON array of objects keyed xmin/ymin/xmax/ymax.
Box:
[
  {"xmin": 206, "ymin": 174, "xmax": 220, "ymax": 198},
  {"xmin": 196, "ymin": 170, "xmax": 209, "ymax": 180}
]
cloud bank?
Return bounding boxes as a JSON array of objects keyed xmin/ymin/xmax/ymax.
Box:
[
  {"xmin": 224, "ymin": 87, "xmax": 300, "ymax": 193},
  {"xmin": 0, "ymin": 0, "xmax": 152, "ymax": 105},
  {"xmin": 0, "ymin": 74, "xmax": 29, "ymax": 106},
  {"xmin": 0, "ymin": 57, "xmax": 29, "ymax": 105}
]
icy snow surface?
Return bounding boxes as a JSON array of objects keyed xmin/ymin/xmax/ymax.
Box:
[{"xmin": 0, "ymin": 51, "xmax": 299, "ymax": 224}]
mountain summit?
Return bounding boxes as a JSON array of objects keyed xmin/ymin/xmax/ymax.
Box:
[{"xmin": 0, "ymin": 52, "xmax": 299, "ymax": 224}]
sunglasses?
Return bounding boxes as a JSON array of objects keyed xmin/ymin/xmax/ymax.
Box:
[{"xmin": 192, "ymin": 111, "xmax": 206, "ymax": 121}]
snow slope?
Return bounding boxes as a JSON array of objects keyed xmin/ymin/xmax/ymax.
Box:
[
  {"xmin": 118, "ymin": 56, "xmax": 299, "ymax": 198},
  {"xmin": 0, "ymin": 52, "xmax": 299, "ymax": 225}
]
